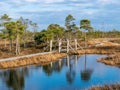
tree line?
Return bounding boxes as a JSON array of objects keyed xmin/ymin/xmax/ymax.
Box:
[
  {"xmin": 0, "ymin": 14, "xmax": 38, "ymax": 55},
  {"xmin": 0, "ymin": 14, "xmax": 120, "ymax": 55},
  {"xmin": 35, "ymin": 14, "xmax": 93, "ymax": 43}
]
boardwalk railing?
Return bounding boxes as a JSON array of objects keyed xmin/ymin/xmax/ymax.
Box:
[{"xmin": 49, "ymin": 39, "xmax": 84, "ymax": 53}]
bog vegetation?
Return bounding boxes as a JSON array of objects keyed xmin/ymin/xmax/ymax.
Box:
[{"xmin": 0, "ymin": 14, "xmax": 120, "ymax": 55}]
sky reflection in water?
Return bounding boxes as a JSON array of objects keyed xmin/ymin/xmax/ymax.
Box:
[{"xmin": 0, "ymin": 54, "xmax": 120, "ymax": 90}]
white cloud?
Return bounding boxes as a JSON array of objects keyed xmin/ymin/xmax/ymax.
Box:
[
  {"xmin": 97, "ymin": 0, "xmax": 119, "ymax": 5},
  {"xmin": 0, "ymin": 0, "xmax": 120, "ymax": 30},
  {"xmin": 25, "ymin": 0, "xmax": 38, "ymax": 2},
  {"xmin": 25, "ymin": 0, "xmax": 64, "ymax": 3}
]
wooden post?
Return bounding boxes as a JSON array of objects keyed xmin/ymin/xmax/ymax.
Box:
[
  {"xmin": 75, "ymin": 39, "xmax": 77, "ymax": 51},
  {"xmin": 67, "ymin": 39, "xmax": 69, "ymax": 53},
  {"xmin": 50, "ymin": 40, "xmax": 53, "ymax": 52},
  {"xmin": 58, "ymin": 39, "xmax": 62, "ymax": 53}
]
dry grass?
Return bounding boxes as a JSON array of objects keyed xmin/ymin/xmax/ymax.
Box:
[
  {"xmin": 0, "ymin": 38, "xmax": 120, "ymax": 69},
  {"xmin": 0, "ymin": 47, "xmax": 42, "ymax": 59},
  {"xmin": 0, "ymin": 53, "xmax": 67, "ymax": 69},
  {"xmin": 88, "ymin": 38, "xmax": 120, "ymax": 47},
  {"xmin": 89, "ymin": 84, "xmax": 120, "ymax": 90},
  {"xmin": 97, "ymin": 53, "xmax": 120, "ymax": 67}
]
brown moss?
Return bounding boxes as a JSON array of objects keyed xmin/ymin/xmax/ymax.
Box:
[
  {"xmin": 0, "ymin": 53, "xmax": 67, "ymax": 69},
  {"xmin": 0, "ymin": 38, "xmax": 120, "ymax": 69},
  {"xmin": 97, "ymin": 54, "xmax": 120, "ymax": 67},
  {"xmin": 89, "ymin": 84, "xmax": 120, "ymax": 90},
  {"xmin": 77, "ymin": 49, "xmax": 111, "ymax": 54}
]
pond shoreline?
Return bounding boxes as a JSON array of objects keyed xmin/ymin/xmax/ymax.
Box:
[
  {"xmin": 97, "ymin": 54, "xmax": 120, "ymax": 67},
  {"xmin": 0, "ymin": 38, "xmax": 120, "ymax": 69},
  {"xmin": 0, "ymin": 53, "xmax": 67, "ymax": 69},
  {"xmin": 89, "ymin": 84, "xmax": 120, "ymax": 90},
  {"xmin": 0, "ymin": 52, "xmax": 120, "ymax": 89},
  {"xmin": 0, "ymin": 48, "xmax": 114, "ymax": 69}
]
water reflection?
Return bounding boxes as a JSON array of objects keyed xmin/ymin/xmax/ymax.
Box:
[
  {"xmin": 42, "ymin": 55, "xmax": 77, "ymax": 84},
  {"xmin": 66, "ymin": 55, "xmax": 76, "ymax": 84},
  {"xmin": 81, "ymin": 54, "xmax": 93, "ymax": 81},
  {"xmin": 0, "ymin": 67, "xmax": 29, "ymax": 90},
  {"xmin": 0, "ymin": 55, "xmax": 119, "ymax": 90},
  {"xmin": 42, "ymin": 55, "xmax": 78, "ymax": 84},
  {"xmin": 75, "ymin": 55, "xmax": 78, "ymax": 65},
  {"xmin": 42, "ymin": 59, "xmax": 63, "ymax": 76},
  {"xmin": 42, "ymin": 64, "xmax": 53, "ymax": 76},
  {"xmin": 66, "ymin": 55, "xmax": 70, "ymax": 68}
]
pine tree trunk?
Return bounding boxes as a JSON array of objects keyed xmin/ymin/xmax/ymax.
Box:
[
  {"xmin": 23, "ymin": 39, "xmax": 26, "ymax": 48},
  {"xmin": 34, "ymin": 32, "xmax": 36, "ymax": 47},
  {"xmin": 9, "ymin": 39, "xmax": 12, "ymax": 51},
  {"xmin": 15, "ymin": 26, "xmax": 20, "ymax": 55},
  {"xmin": 23, "ymin": 30, "xmax": 26, "ymax": 48},
  {"xmin": 18, "ymin": 35, "xmax": 20, "ymax": 55},
  {"xmin": 16, "ymin": 35, "xmax": 18, "ymax": 55}
]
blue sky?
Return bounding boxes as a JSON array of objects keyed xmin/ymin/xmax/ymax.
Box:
[{"xmin": 0, "ymin": 0, "xmax": 120, "ymax": 31}]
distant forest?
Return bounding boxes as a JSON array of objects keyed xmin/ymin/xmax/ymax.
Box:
[{"xmin": 0, "ymin": 14, "xmax": 120, "ymax": 55}]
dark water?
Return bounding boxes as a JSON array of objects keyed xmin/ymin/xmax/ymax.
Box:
[{"xmin": 0, "ymin": 54, "xmax": 120, "ymax": 90}]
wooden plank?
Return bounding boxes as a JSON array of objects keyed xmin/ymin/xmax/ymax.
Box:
[{"xmin": 0, "ymin": 51, "xmax": 56, "ymax": 62}]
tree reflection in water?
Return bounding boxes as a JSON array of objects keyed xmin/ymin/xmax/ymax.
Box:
[
  {"xmin": 42, "ymin": 60, "xmax": 63, "ymax": 76},
  {"xmin": 0, "ymin": 67, "xmax": 29, "ymax": 90},
  {"xmin": 81, "ymin": 54, "xmax": 93, "ymax": 81},
  {"xmin": 66, "ymin": 55, "xmax": 76, "ymax": 84},
  {"xmin": 42, "ymin": 64, "xmax": 53, "ymax": 76},
  {"xmin": 42, "ymin": 56, "xmax": 76, "ymax": 84},
  {"xmin": 81, "ymin": 69, "xmax": 93, "ymax": 81}
]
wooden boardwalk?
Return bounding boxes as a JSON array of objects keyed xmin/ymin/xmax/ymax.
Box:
[
  {"xmin": 0, "ymin": 39, "xmax": 84, "ymax": 63},
  {"xmin": 0, "ymin": 51, "xmax": 56, "ymax": 62}
]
